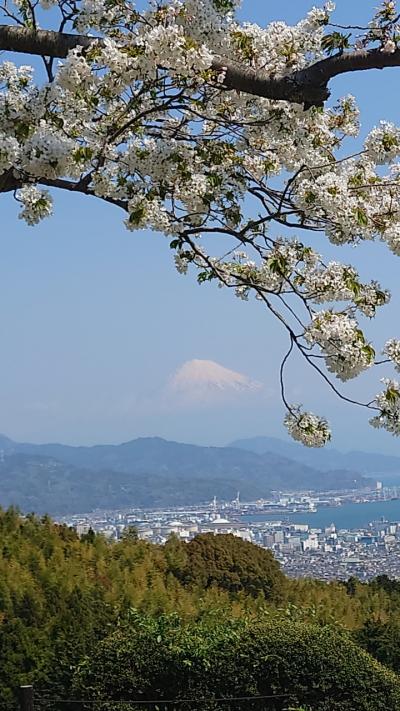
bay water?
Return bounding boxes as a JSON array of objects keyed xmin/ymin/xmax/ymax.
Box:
[{"xmin": 242, "ymin": 499, "xmax": 400, "ymax": 530}]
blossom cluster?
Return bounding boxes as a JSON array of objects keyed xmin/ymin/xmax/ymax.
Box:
[
  {"xmin": 383, "ymin": 339, "xmax": 400, "ymax": 371},
  {"xmin": 371, "ymin": 378, "xmax": 400, "ymax": 435},
  {"xmin": 16, "ymin": 185, "xmax": 53, "ymax": 225},
  {"xmin": 301, "ymin": 261, "xmax": 390, "ymax": 317},
  {"xmin": 365, "ymin": 122, "xmax": 400, "ymax": 164},
  {"xmin": 305, "ymin": 311, "xmax": 375, "ymax": 381},
  {"xmin": 182, "ymin": 241, "xmax": 390, "ymax": 323},
  {"xmin": 215, "ymin": 240, "xmax": 319, "ymax": 300},
  {"xmin": 284, "ymin": 407, "xmax": 332, "ymax": 447},
  {"xmin": 293, "ymin": 153, "xmax": 400, "ymax": 252},
  {"xmin": 366, "ymin": 2, "xmax": 400, "ymax": 54}
]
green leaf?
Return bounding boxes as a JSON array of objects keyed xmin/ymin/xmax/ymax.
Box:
[
  {"xmin": 73, "ymin": 146, "xmax": 94, "ymax": 164},
  {"xmin": 362, "ymin": 344, "xmax": 376, "ymax": 363},
  {"xmin": 355, "ymin": 208, "xmax": 368, "ymax": 227},
  {"xmin": 128, "ymin": 206, "xmax": 146, "ymax": 226},
  {"xmin": 232, "ymin": 31, "xmax": 255, "ymax": 60},
  {"xmin": 321, "ymin": 32, "xmax": 351, "ymax": 55},
  {"xmin": 197, "ymin": 270, "xmax": 216, "ymax": 284},
  {"xmin": 268, "ymin": 254, "xmax": 288, "ymax": 276},
  {"xmin": 386, "ymin": 386, "xmax": 400, "ymax": 403}
]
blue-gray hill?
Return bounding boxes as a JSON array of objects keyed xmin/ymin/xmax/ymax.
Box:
[
  {"xmin": 0, "ymin": 435, "xmax": 371, "ymax": 515},
  {"xmin": 230, "ymin": 436, "xmax": 400, "ymax": 476}
]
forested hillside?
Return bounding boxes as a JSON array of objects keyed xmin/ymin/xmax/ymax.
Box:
[
  {"xmin": 3, "ymin": 509, "xmax": 400, "ymax": 710},
  {"xmin": 0, "ymin": 435, "xmax": 371, "ymax": 515}
]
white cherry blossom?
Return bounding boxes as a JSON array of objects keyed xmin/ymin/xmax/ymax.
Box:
[
  {"xmin": 304, "ymin": 311, "xmax": 375, "ymax": 381},
  {"xmin": 371, "ymin": 378, "xmax": 400, "ymax": 435},
  {"xmin": 16, "ymin": 185, "xmax": 53, "ymax": 225},
  {"xmin": 284, "ymin": 407, "xmax": 331, "ymax": 447},
  {"xmin": 383, "ymin": 339, "xmax": 400, "ymax": 371}
]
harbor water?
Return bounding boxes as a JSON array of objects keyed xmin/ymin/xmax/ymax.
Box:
[{"xmin": 242, "ymin": 499, "xmax": 400, "ymax": 530}]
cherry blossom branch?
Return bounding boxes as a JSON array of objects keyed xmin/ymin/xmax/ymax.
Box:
[
  {"xmin": 2, "ymin": 24, "xmax": 400, "ymax": 106},
  {"xmin": 0, "ymin": 23, "xmax": 94, "ymax": 57},
  {"xmin": 179, "ymin": 227, "xmax": 381, "ymax": 417},
  {"xmin": 38, "ymin": 176, "xmax": 128, "ymax": 210},
  {"xmin": 259, "ymin": 294, "xmax": 379, "ymax": 412},
  {"xmin": 279, "ymin": 336, "xmax": 295, "ymax": 414},
  {"xmin": 0, "ymin": 169, "xmax": 128, "ymax": 211}
]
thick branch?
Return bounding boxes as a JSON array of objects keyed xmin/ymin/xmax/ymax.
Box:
[
  {"xmin": 0, "ymin": 24, "xmax": 94, "ymax": 57},
  {"xmin": 217, "ymin": 47, "xmax": 400, "ymax": 106},
  {"xmin": 296, "ymin": 46, "xmax": 400, "ymax": 94},
  {"xmin": 216, "ymin": 62, "xmax": 330, "ymax": 107},
  {"xmin": 0, "ymin": 168, "xmax": 20, "ymax": 192},
  {"xmin": 1, "ymin": 24, "xmax": 400, "ymax": 105}
]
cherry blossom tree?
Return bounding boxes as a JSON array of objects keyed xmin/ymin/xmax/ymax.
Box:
[{"xmin": 2, "ymin": 0, "xmax": 400, "ymax": 446}]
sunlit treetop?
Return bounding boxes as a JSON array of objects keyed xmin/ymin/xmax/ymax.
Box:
[{"xmin": 2, "ymin": 1, "xmax": 400, "ymax": 445}]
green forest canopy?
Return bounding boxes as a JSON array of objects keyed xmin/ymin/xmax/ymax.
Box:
[{"xmin": 3, "ymin": 509, "xmax": 400, "ymax": 709}]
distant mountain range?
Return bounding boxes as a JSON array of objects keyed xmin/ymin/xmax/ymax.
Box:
[
  {"xmin": 230, "ymin": 436, "xmax": 400, "ymax": 476},
  {"xmin": 0, "ymin": 433, "xmax": 371, "ymax": 515}
]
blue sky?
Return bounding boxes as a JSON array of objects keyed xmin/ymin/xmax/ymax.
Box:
[{"xmin": 2, "ymin": 0, "xmax": 400, "ymax": 454}]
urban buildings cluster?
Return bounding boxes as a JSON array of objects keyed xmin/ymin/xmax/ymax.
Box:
[{"xmin": 61, "ymin": 484, "xmax": 400, "ymax": 582}]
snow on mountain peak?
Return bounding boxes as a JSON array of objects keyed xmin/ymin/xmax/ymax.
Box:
[{"xmin": 168, "ymin": 359, "xmax": 262, "ymax": 401}]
